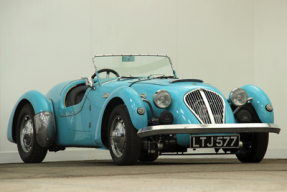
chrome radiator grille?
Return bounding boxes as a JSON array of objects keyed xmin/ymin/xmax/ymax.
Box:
[{"xmin": 184, "ymin": 89, "xmax": 225, "ymax": 124}]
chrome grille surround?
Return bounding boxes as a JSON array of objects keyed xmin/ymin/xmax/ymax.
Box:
[{"xmin": 184, "ymin": 89, "xmax": 225, "ymax": 124}]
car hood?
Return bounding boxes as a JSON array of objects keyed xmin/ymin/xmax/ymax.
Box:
[
  {"xmin": 128, "ymin": 79, "xmax": 226, "ymax": 99},
  {"xmin": 127, "ymin": 78, "xmax": 235, "ymax": 125}
]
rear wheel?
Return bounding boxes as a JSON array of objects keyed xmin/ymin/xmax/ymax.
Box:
[
  {"xmin": 236, "ymin": 132, "xmax": 269, "ymax": 163},
  {"xmin": 108, "ymin": 104, "xmax": 141, "ymax": 165},
  {"xmin": 16, "ymin": 104, "xmax": 47, "ymax": 163}
]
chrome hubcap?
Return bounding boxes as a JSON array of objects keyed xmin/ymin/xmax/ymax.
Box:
[
  {"xmin": 110, "ymin": 116, "xmax": 126, "ymax": 158},
  {"xmin": 20, "ymin": 115, "xmax": 34, "ymax": 153}
]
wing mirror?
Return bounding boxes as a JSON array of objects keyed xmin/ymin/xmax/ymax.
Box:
[{"xmin": 85, "ymin": 77, "xmax": 95, "ymax": 89}]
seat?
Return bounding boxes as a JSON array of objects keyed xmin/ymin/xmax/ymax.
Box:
[{"xmin": 65, "ymin": 85, "xmax": 88, "ymax": 107}]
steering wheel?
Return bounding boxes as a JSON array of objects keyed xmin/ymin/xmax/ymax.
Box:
[{"xmin": 91, "ymin": 68, "xmax": 120, "ymax": 79}]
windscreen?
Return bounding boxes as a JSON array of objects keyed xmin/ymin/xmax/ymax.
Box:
[{"xmin": 93, "ymin": 55, "xmax": 174, "ymax": 79}]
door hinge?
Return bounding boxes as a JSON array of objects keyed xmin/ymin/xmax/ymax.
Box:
[
  {"xmin": 89, "ymin": 105, "xmax": 91, "ymax": 111},
  {"xmin": 89, "ymin": 122, "xmax": 91, "ymax": 128}
]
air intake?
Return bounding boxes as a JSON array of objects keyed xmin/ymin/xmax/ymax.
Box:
[{"xmin": 184, "ymin": 89, "xmax": 225, "ymax": 124}]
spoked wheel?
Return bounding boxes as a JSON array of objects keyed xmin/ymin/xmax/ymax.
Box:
[
  {"xmin": 108, "ymin": 104, "xmax": 141, "ymax": 165},
  {"xmin": 16, "ymin": 104, "xmax": 47, "ymax": 163},
  {"xmin": 110, "ymin": 115, "xmax": 126, "ymax": 158},
  {"xmin": 236, "ymin": 132, "xmax": 269, "ymax": 163}
]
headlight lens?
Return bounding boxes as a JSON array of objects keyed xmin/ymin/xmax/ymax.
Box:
[
  {"xmin": 230, "ymin": 88, "xmax": 248, "ymax": 106},
  {"xmin": 153, "ymin": 90, "xmax": 172, "ymax": 109}
]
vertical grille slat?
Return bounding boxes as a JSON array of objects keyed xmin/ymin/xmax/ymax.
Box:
[
  {"xmin": 206, "ymin": 90, "xmax": 221, "ymax": 124},
  {"xmin": 194, "ymin": 91, "xmax": 204, "ymax": 123},
  {"xmin": 184, "ymin": 89, "xmax": 225, "ymax": 124}
]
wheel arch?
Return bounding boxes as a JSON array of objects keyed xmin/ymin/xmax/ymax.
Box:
[
  {"xmin": 7, "ymin": 90, "xmax": 56, "ymax": 146},
  {"xmin": 101, "ymin": 97, "xmax": 124, "ymax": 148},
  {"xmin": 10, "ymin": 99, "xmax": 31, "ymax": 143},
  {"xmin": 95, "ymin": 86, "xmax": 148, "ymax": 147},
  {"xmin": 240, "ymin": 84, "xmax": 274, "ymax": 123}
]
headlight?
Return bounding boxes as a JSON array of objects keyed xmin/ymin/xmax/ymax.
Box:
[
  {"xmin": 230, "ymin": 88, "xmax": 248, "ymax": 106},
  {"xmin": 153, "ymin": 90, "xmax": 172, "ymax": 109}
]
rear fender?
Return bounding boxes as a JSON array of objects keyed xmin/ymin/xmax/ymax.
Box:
[
  {"xmin": 241, "ymin": 85, "xmax": 274, "ymax": 123},
  {"xmin": 7, "ymin": 90, "xmax": 56, "ymax": 148}
]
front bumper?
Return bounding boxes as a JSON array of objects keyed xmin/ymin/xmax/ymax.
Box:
[{"xmin": 137, "ymin": 123, "xmax": 280, "ymax": 138}]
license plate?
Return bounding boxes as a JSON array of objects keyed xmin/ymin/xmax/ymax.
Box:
[{"xmin": 190, "ymin": 135, "xmax": 240, "ymax": 148}]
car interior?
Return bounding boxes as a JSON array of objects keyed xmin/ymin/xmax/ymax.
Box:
[{"xmin": 65, "ymin": 84, "xmax": 88, "ymax": 107}]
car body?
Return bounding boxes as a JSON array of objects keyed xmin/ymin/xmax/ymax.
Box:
[{"xmin": 7, "ymin": 55, "xmax": 280, "ymax": 165}]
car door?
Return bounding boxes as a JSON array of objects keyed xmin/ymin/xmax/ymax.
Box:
[{"xmin": 57, "ymin": 83, "xmax": 92, "ymax": 132}]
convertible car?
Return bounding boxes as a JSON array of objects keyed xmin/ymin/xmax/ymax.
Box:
[{"xmin": 7, "ymin": 55, "xmax": 280, "ymax": 165}]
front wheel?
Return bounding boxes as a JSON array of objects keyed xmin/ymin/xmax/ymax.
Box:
[
  {"xmin": 16, "ymin": 103, "xmax": 47, "ymax": 163},
  {"xmin": 236, "ymin": 132, "xmax": 269, "ymax": 163},
  {"xmin": 108, "ymin": 104, "xmax": 141, "ymax": 165}
]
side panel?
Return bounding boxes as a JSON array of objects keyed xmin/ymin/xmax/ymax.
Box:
[
  {"xmin": 49, "ymin": 81, "xmax": 97, "ymax": 147},
  {"xmin": 241, "ymin": 84, "xmax": 274, "ymax": 123},
  {"xmin": 94, "ymin": 86, "xmax": 148, "ymax": 145},
  {"xmin": 7, "ymin": 90, "xmax": 54, "ymax": 143},
  {"xmin": 53, "ymin": 97, "xmax": 95, "ymax": 147}
]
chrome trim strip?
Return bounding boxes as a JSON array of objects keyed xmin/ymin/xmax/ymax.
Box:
[
  {"xmin": 101, "ymin": 79, "xmax": 118, "ymax": 85},
  {"xmin": 199, "ymin": 89, "xmax": 215, "ymax": 124},
  {"xmin": 34, "ymin": 111, "xmax": 56, "ymax": 148},
  {"xmin": 137, "ymin": 123, "xmax": 280, "ymax": 138}
]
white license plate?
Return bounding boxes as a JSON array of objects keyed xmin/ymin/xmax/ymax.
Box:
[{"xmin": 190, "ymin": 135, "xmax": 240, "ymax": 148}]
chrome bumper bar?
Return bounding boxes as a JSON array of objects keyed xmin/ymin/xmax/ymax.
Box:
[{"xmin": 137, "ymin": 123, "xmax": 280, "ymax": 138}]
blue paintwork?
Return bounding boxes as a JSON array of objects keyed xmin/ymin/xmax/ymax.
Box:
[
  {"xmin": 7, "ymin": 73, "xmax": 275, "ymax": 150},
  {"xmin": 130, "ymin": 80, "xmax": 237, "ymax": 148},
  {"xmin": 131, "ymin": 80, "xmax": 235, "ymax": 124},
  {"xmin": 43, "ymin": 78, "xmax": 148, "ymax": 147},
  {"xmin": 93, "ymin": 86, "xmax": 148, "ymax": 146},
  {"xmin": 240, "ymin": 84, "xmax": 274, "ymax": 123},
  {"xmin": 7, "ymin": 90, "xmax": 54, "ymax": 143},
  {"xmin": 46, "ymin": 79, "xmax": 96, "ymax": 147}
]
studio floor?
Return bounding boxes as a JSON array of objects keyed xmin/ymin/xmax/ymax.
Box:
[{"xmin": 1, "ymin": 158, "xmax": 287, "ymax": 192}]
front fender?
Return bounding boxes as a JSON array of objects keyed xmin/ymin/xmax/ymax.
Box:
[
  {"xmin": 241, "ymin": 84, "xmax": 274, "ymax": 123},
  {"xmin": 104, "ymin": 86, "xmax": 148, "ymax": 129},
  {"xmin": 95, "ymin": 86, "xmax": 148, "ymax": 145},
  {"xmin": 7, "ymin": 90, "xmax": 55, "ymax": 144}
]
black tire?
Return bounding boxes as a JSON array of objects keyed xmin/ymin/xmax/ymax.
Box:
[
  {"xmin": 108, "ymin": 104, "xmax": 141, "ymax": 165},
  {"xmin": 16, "ymin": 103, "xmax": 47, "ymax": 163},
  {"xmin": 236, "ymin": 132, "xmax": 269, "ymax": 163},
  {"xmin": 138, "ymin": 151, "xmax": 158, "ymax": 162}
]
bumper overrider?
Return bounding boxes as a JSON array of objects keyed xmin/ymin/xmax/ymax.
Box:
[{"xmin": 137, "ymin": 123, "xmax": 280, "ymax": 138}]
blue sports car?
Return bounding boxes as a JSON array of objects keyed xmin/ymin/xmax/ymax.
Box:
[{"xmin": 7, "ymin": 55, "xmax": 280, "ymax": 165}]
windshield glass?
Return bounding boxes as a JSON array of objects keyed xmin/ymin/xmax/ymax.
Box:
[{"xmin": 93, "ymin": 55, "xmax": 175, "ymax": 79}]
